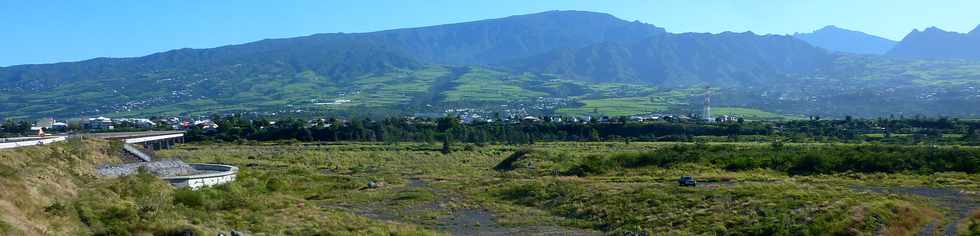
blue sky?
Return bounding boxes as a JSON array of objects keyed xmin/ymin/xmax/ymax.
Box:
[{"xmin": 2, "ymin": 0, "xmax": 978, "ymax": 66}]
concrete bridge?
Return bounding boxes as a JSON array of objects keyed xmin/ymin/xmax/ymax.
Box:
[
  {"xmin": 83, "ymin": 131, "xmax": 186, "ymax": 162},
  {"xmin": 89, "ymin": 131, "xmax": 238, "ymax": 189},
  {"xmin": 2, "ymin": 131, "xmax": 186, "ymax": 151},
  {"xmin": 82, "ymin": 131, "xmax": 186, "ymax": 151}
]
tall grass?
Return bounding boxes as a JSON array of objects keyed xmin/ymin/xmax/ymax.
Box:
[{"xmin": 563, "ymin": 144, "xmax": 980, "ymax": 176}]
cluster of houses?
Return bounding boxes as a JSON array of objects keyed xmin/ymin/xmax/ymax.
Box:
[
  {"xmin": 23, "ymin": 116, "xmax": 220, "ymax": 134},
  {"xmin": 455, "ymin": 113, "xmax": 744, "ymax": 125},
  {"xmin": 14, "ymin": 111, "xmax": 745, "ymax": 136}
]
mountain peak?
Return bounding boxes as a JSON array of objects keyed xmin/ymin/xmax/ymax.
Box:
[
  {"xmin": 923, "ymin": 26, "xmax": 948, "ymax": 33},
  {"xmin": 535, "ymin": 10, "xmax": 614, "ymax": 17},
  {"xmin": 888, "ymin": 25, "xmax": 980, "ymax": 60},
  {"xmin": 817, "ymin": 25, "xmax": 842, "ymax": 31},
  {"xmin": 505, "ymin": 10, "xmax": 621, "ymax": 22},
  {"xmin": 970, "ymin": 24, "xmax": 980, "ymax": 36},
  {"xmin": 793, "ymin": 25, "xmax": 896, "ymax": 55}
]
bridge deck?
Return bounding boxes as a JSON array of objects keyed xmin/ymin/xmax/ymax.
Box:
[{"xmin": 81, "ymin": 131, "xmax": 185, "ymax": 139}]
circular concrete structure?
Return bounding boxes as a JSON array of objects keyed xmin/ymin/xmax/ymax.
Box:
[{"xmin": 160, "ymin": 163, "xmax": 238, "ymax": 189}]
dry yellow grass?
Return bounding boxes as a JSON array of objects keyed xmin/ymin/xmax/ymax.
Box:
[
  {"xmin": 959, "ymin": 209, "xmax": 980, "ymax": 235},
  {"xmin": 879, "ymin": 202, "xmax": 942, "ymax": 236},
  {"xmin": 0, "ymin": 139, "xmax": 117, "ymax": 235}
]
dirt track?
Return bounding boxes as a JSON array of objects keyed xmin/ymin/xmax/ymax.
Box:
[{"xmin": 342, "ymin": 177, "xmax": 600, "ymax": 236}]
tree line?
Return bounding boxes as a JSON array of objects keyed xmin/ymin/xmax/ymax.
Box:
[{"xmin": 180, "ymin": 115, "xmax": 980, "ymax": 146}]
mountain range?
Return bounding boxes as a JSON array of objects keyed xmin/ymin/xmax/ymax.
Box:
[
  {"xmin": 793, "ymin": 25, "xmax": 897, "ymax": 55},
  {"xmin": 507, "ymin": 31, "xmax": 831, "ymax": 85},
  {"xmin": 887, "ymin": 25, "xmax": 980, "ymax": 60},
  {"xmin": 2, "ymin": 11, "xmax": 980, "ymax": 119}
]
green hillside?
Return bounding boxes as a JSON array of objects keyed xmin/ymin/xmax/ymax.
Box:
[{"xmin": 2, "ymin": 11, "xmax": 980, "ymax": 119}]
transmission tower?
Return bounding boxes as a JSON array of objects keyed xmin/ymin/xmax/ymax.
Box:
[{"xmin": 703, "ymin": 86, "xmax": 712, "ymax": 122}]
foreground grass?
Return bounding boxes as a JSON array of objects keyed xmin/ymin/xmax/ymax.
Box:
[
  {"xmin": 4, "ymin": 140, "xmax": 978, "ymax": 235},
  {"xmin": 158, "ymin": 141, "xmax": 979, "ymax": 235},
  {"xmin": 0, "ymin": 141, "xmax": 438, "ymax": 236},
  {"xmin": 0, "ymin": 139, "xmax": 117, "ymax": 235}
]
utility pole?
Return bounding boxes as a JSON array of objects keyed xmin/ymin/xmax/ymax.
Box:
[{"xmin": 703, "ymin": 86, "xmax": 712, "ymax": 122}]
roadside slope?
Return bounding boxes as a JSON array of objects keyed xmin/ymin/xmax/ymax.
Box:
[{"xmin": 0, "ymin": 139, "xmax": 117, "ymax": 235}]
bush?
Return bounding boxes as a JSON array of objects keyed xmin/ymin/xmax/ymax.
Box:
[
  {"xmin": 174, "ymin": 188, "xmax": 205, "ymax": 208},
  {"xmin": 266, "ymin": 177, "xmax": 288, "ymax": 192},
  {"xmin": 562, "ymin": 144, "xmax": 980, "ymax": 176},
  {"xmin": 494, "ymin": 148, "xmax": 533, "ymax": 171}
]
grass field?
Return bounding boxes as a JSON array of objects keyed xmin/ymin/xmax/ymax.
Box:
[
  {"xmin": 441, "ymin": 68, "xmax": 549, "ymax": 103},
  {"xmin": 145, "ymin": 141, "xmax": 979, "ymax": 235},
  {"xmin": 3, "ymin": 139, "xmax": 980, "ymax": 235},
  {"xmin": 712, "ymin": 107, "xmax": 803, "ymax": 120},
  {"xmin": 557, "ymin": 96, "xmax": 671, "ymax": 117}
]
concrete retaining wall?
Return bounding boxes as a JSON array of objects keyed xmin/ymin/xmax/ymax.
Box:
[
  {"xmin": 0, "ymin": 136, "xmax": 66, "ymax": 150},
  {"xmin": 160, "ymin": 164, "xmax": 238, "ymax": 190}
]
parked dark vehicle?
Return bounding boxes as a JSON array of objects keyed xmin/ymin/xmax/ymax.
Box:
[{"xmin": 678, "ymin": 176, "xmax": 696, "ymax": 187}]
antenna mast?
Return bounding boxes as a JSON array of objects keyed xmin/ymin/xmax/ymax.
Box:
[{"xmin": 703, "ymin": 86, "xmax": 712, "ymax": 122}]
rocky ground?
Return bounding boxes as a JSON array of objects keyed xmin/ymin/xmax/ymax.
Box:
[{"xmin": 97, "ymin": 159, "xmax": 200, "ymax": 177}]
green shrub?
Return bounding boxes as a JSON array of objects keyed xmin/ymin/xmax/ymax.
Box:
[
  {"xmin": 266, "ymin": 177, "xmax": 288, "ymax": 192},
  {"xmin": 174, "ymin": 188, "xmax": 205, "ymax": 208},
  {"xmin": 559, "ymin": 144, "xmax": 980, "ymax": 176},
  {"xmin": 44, "ymin": 202, "xmax": 70, "ymax": 216},
  {"xmin": 0, "ymin": 219, "xmax": 14, "ymax": 234},
  {"xmin": 0, "ymin": 164, "xmax": 17, "ymax": 178},
  {"xmin": 494, "ymin": 148, "xmax": 533, "ymax": 171}
]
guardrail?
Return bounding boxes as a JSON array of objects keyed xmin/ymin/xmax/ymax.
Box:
[
  {"xmin": 0, "ymin": 136, "xmax": 67, "ymax": 150},
  {"xmin": 160, "ymin": 164, "xmax": 238, "ymax": 190}
]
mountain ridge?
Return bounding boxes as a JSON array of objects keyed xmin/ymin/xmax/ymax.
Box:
[
  {"xmin": 505, "ymin": 31, "xmax": 832, "ymax": 85},
  {"xmin": 887, "ymin": 25, "xmax": 980, "ymax": 60},
  {"xmin": 792, "ymin": 25, "xmax": 897, "ymax": 55},
  {"xmin": 2, "ymin": 11, "xmax": 980, "ymax": 119}
]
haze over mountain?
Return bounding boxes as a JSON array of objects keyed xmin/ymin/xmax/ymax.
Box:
[
  {"xmin": 349, "ymin": 10, "xmax": 668, "ymax": 65},
  {"xmin": 1, "ymin": 11, "xmax": 832, "ymax": 87},
  {"xmin": 1, "ymin": 11, "xmax": 980, "ymax": 119},
  {"xmin": 887, "ymin": 25, "xmax": 980, "ymax": 60},
  {"xmin": 505, "ymin": 32, "xmax": 832, "ymax": 85},
  {"xmin": 793, "ymin": 25, "xmax": 897, "ymax": 55}
]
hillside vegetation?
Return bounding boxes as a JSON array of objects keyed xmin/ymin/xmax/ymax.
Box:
[
  {"xmin": 0, "ymin": 139, "xmax": 116, "ymax": 234},
  {"xmin": 2, "ymin": 138, "xmax": 979, "ymax": 235},
  {"xmin": 156, "ymin": 142, "xmax": 980, "ymax": 235},
  {"xmin": 1, "ymin": 11, "xmax": 980, "ymax": 119},
  {"xmin": 0, "ymin": 140, "xmax": 436, "ymax": 235}
]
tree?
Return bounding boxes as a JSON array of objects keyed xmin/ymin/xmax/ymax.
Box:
[
  {"xmin": 441, "ymin": 134, "xmax": 452, "ymax": 154},
  {"xmin": 437, "ymin": 116, "xmax": 459, "ymax": 132}
]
